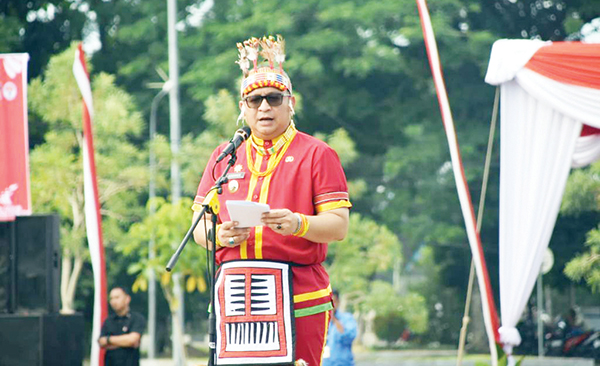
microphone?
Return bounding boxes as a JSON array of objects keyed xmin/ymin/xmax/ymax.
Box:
[{"xmin": 215, "ymin": 126, "xmax": 252, "ymax": 163}]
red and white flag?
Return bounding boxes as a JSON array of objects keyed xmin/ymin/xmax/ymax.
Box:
[
  {"xmin": 0, "ymin": 53, "xmax": 31, "ymax": 221},
  {"xmin": 416, "ymin": 0, "xmax": 500, "ymax": 363},
  {"xmin": 73, "ymin": 44, "xmax": 108, "ymax": 366}
]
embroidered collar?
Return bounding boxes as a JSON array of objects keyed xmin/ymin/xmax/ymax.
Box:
[
  {"xmin": 251, "ymin": 122, "xmax": 297, "ymax": 156},
  {"xmin": 246, "ymin": 122, "xmax": 297, "ymax": 177}
]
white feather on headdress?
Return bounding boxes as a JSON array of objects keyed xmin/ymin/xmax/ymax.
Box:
[
  {"xmin": 235, "ymin": 42, "xmax": 250, "ymax": 76},
  {"xmin": 259, "ymin": 36, "xmax": 276, "ymax": 69},
  {"xmin": 237, "ymin": 35, "xmax": 292, "ymax": 95},
  {"xmin": 274, "ymin": 35, "xmax": 286, "ymax": 70},
  {"xmin": 244, "ymin": 37, "xmax": 260, "ymax": 69}
]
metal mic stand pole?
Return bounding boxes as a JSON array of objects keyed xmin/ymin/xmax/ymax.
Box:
[
  {"xmin": 207, "ymin": 209, "xmax": 218, "ymax": 366},
  {"xmin": 166, "ymin": 153, "xmax": 238, "ymax": 366}
]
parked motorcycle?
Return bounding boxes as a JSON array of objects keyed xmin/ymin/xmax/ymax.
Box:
[{"xmin": 544, "ymin": 316, "xmax": 600, "ymax": 360}]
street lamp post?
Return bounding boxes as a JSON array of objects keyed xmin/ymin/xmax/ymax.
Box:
[
  {"xmin": 148, "ymin": 81, "xmax": 171, "ymax": 359},
  {"xmin": 167, "ymin": 0, "xmax": 184, "ymax": 365}
]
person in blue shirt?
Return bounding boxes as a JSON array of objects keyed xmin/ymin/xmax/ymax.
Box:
[{"xmin": 323, "ymin": 289, "xmax": 357, "ymax": 366}]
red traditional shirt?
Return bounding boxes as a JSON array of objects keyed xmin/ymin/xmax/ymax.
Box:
[{"xmin": 193, "ymin": 123, "xmax": 351, "ymax": 314}]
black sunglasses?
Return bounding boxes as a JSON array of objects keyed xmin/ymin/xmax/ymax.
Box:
[{"xmin": 244, "ymin": 93, "xmax": 290, "ymax": 109}]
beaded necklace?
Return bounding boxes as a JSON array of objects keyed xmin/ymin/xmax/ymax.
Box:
[
  {"xmin": 246, "ymin": 124, "xmax": 297, "ymax": 177},
  {"xmin": 250, "ymin": 121, "xmax": 296, "ymax": 155}
]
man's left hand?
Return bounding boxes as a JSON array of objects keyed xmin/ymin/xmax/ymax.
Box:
[{"xmin": 261, "ymin": 209, "xmax": 299, "ymax": 236}]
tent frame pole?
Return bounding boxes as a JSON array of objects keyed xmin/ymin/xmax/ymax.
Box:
[{"xmin": 456, "ymin": 87, "xmax": 500, "ymax": 365}]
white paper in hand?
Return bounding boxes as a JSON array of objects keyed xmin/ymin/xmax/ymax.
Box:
[{"xmin": 226, "ymin": 200, "xmax": 270, "ymax": 228}]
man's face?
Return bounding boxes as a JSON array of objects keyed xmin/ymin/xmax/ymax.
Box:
[
  {"xmin": 240, "ymin": 87, "xmax": 295, "ymax": 141},
  {"xmin": 109, "ymin": 288, "xmax": 130, "ymax": 315}
]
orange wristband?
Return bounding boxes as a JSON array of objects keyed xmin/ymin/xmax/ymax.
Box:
[
  {"xmin": 292, "ymin": 214, "xmax": 303, "ymax": 235},
  {"xmin": 214, "ymin": 224, "xmax": 223, "ymax": 249},
  {"xmin": 293, "ymin": 213, "xmax": 310, "ymax": 237}
]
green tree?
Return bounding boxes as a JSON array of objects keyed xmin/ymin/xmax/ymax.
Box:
[
  {"xmin": 15, "ymin": 0, "xmax": 600, "ymax": 349},
  {"xmin": 83, "ymin": 0, "xmax": 599, "ymax": 282},
  {"xmin": 28, "ymin": 42, "xmax": 146, "ymax": 312},
  {"xmin": 564, "ymin": 226, "xmax": 600, "ymax": 292},
  {"xmin": 326, "ymin": 213, "xmax": 428, "ymax": 340},
  {"xmin": 562, "ymin": 161, "xmax": 600, "ymax": 291},
  {"xmin": 327, "ymin": 214, "xmax": 401, "ymax": 294},
  {"xmin": 0, "ymin": 1, "xmax": 89, "ymax": 144},
  {"xmin": 0, "ymin": 1, "xmax": 87, "ymax": 78},
  {"xmin": 120, "ymin": 197, "xmax": 208, "ymax": 361},
  {"xmin": 369, "ymin": 281, "xmax": 428, "ymax": 343}
]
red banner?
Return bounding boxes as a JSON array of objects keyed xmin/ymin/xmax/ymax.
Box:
[{"xmin": 0, "ymin": 53, "xmax": 31, "ymax": 221}]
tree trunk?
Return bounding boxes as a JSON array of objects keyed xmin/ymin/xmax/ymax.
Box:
[
  {"xmin": 60, "ymin": 190, "xmax": 86, "ymax": 314},
  {"xmin": 60, "ymin": 253, "xmax": 84, "ymax": 314},
  {"xmin": 161, "ymin": 279, "xmax": 187, "ymax": 364},
  {"xmin": 60, "ymin": 252, "xmax": 72, "ymax": 312}
]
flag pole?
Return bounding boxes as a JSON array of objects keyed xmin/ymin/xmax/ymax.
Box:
[
  {"xmin": 73, "ymin": 44, "xmax": 108, "ymax": 366},
  {"xmin": 415, "ymin": 1, "xmax": 500, "ymax": 363}
]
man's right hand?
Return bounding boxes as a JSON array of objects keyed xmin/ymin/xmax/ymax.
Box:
[
  {"xmin": 98, "ymin": 333, "xmax": 141, "ymax": 349},
  {"xmin": 217, "ymin": 221, "xmax": 251, "ymax": 248}
]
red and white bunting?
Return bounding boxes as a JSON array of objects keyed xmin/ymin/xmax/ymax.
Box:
[
  {"xmin": 416, "ymin": 0, "xmax": 501, "ymax": 363},
  {"xmin": 0, "ymin": 53, "xmax": 31, "ymax": 221},
  {"xmin": 73, "ymin": 44, "xmax": 108, "ymax": 366}
]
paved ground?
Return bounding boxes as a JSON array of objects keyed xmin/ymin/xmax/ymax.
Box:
[
  {"xmin": 136, "ymin": 350, "xmax": 596, "ymax": 366},
  {"xmin": 354, "ymin": 350, "xmax": 594, "ymax": 366}
]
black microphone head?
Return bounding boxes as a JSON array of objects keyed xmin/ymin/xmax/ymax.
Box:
[
  {"xmin": 216, "ymin": 126, "xmax": 252, "ymax": 163},
  {"xmin": 238, "ymin": 125, "xmax": 252, "ymax": 140}
]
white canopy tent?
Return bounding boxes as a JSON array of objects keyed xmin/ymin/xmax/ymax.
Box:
[{"xmin": 485, "ymin": 39, "xmax": 600, "ymax": 364}]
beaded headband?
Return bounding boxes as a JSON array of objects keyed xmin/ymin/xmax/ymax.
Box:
[{"xmin": 237, "ymin": 35, "xmax": 292, "ymax": 96}]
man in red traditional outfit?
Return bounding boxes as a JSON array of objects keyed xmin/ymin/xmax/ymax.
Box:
[{"xmin": 192, "ymin": 35, "xmax": 351, "ymax": 366}]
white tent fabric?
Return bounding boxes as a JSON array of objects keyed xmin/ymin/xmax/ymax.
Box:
[
  {"xmin": 573, "ymin": 134, "xmax": 600, "ymax": 168},
  {"xmin": 485, "ymin": 39, "xmax": 549, "ymax": 85},
  {"xmin": 485, "ymin": 39, "xmax": 600, "ymax": 364},
  {"xmin": 515, "ymin": 69, "xmax": 600, "ymax": 128},
  {"xmin": 497, "ymin": 78, "xmax": 582, "ymax": 350}
]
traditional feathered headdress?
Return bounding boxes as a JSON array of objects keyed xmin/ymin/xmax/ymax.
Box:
[{"xmin": 237, "ymin": 35, "xmax": 292, "ymax": 96}]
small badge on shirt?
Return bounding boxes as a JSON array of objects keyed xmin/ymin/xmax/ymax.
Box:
[
  {"xmin": 234, "ymin": 164, "xmax": 244, "ymax": 173},
  {"xmin": 226, "ymin": 172, "xmax": 245, "ymax": 180},
  {"xmin": 285, "ymin": 156, "xmax": 294, "ymax": 163},
  {"xmin": 228, "ymin": 180, "xmax": 239, "ymax": 193},
  {"xmin": 123, "ymin": 326, "xmax": 128, "ymax": 333}
]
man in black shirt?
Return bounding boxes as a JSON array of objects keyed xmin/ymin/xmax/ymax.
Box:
[{"xmin": 99, "ymin": 287, "xmax": 146, "ymax": 366}]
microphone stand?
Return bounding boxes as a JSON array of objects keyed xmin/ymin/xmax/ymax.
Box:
[{"xmin": 166, "ymin": 152, "xmax": 238, "ymax": 366}]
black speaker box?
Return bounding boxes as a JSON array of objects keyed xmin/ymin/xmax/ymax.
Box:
[
  {"xmin": 0, "ymin": 313, "xmax": 84, "ymax": 366},
  {"xmin": 0, "ymin": 219, "xmax": 16, "ymax": 313},
  {"xmin": 0, "ymin": 214, "xmax": 61, "ymax": 314}
]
